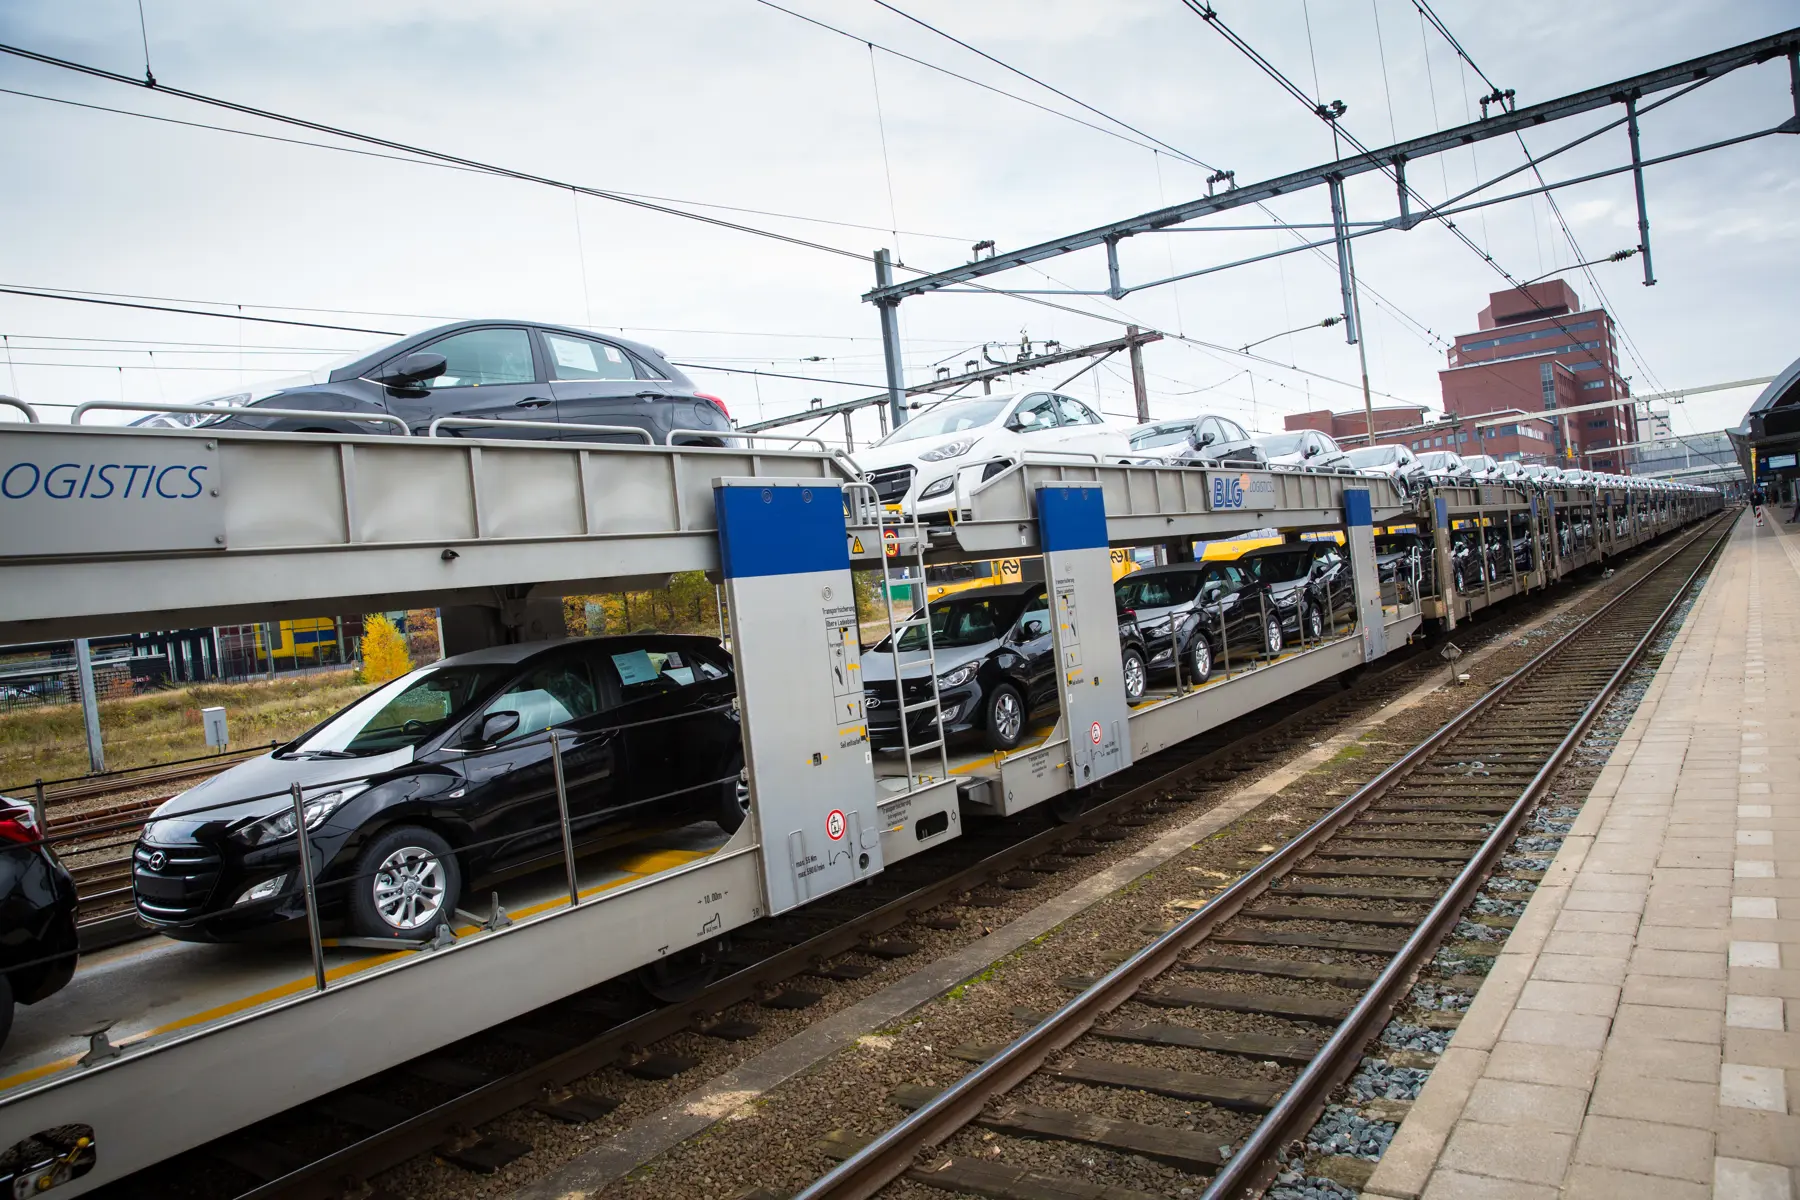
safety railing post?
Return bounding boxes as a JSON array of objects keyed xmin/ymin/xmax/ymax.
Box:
[
  {"xmin": 550, "ymin": 732, "xmax": 580, "ymax": 909},
  {"xmin": 1218, "ymin": 601, "xmax": 1232, "ymax": 681},
  {"xmin": 290, "ymin": 782, "xmax": 327, "ymax": 993},
  {"xmin": 1258, "ymin": 590, "xmax": 1272, "ymax": 664}
]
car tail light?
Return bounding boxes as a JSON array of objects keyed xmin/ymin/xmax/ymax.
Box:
[
  {"xmin": 0, "ymin": 801, "xmax": 41, "ymax": 845},
  {"xmin": 696, "ymin": 393, "xmax": 730, "ymax": 420}
]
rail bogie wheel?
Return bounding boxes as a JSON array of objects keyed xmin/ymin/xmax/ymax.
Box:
[{"xmin": 636, "ymin": 938, "xmax": 726, "ymax": 1004}]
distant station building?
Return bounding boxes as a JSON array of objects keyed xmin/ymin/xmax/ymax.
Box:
[
  {"xmin": 1284, "ymin": 404, "xmax": 1427, "ymax": 447},
  {"xmin": 1438, "ymin": 280, "xmax": 1634, "ymax": 470}
]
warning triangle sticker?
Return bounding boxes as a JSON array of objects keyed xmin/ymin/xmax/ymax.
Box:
[{"xmin": 851, "ymin": 536, "xmax": 865, "ymax": 554}]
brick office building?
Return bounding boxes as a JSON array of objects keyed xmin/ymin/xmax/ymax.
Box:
[
  {"xmin": 1284, "ymin": 405, "xmax": 1427, "ymax": 446},
  {"xmin": 1437, "ymin": 280, "xmax": 1635, "ymax": 470}
]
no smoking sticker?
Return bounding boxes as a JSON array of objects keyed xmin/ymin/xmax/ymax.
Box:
[
  {"xmin": 1090, "ymin": 721, "xmax": 1103, "ymax": 744},
  {"xmin": 825, "ymin": 809, "xmax": 846, "ymax": 840}
]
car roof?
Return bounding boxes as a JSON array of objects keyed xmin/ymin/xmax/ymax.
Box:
[
  {"xmin": 936, "ymin": 581, "xmax": 1041, "ymax": 598},
  {"xmin": 433, "ymin": 633, "xmax": 721, "ymax": 670}
]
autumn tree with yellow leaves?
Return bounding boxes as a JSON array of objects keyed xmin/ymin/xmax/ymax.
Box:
[{"xmin": 359, "ymin": 614, "xmax": 414, "ymax": 684}]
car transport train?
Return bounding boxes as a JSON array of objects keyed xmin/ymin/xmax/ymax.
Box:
[{"xmin": 0, "ymin": 413, "xmax": 1718, "ymax": 1195}]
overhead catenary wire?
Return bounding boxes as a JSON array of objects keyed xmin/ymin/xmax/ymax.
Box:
[{"xmin": 1406, "ymin": 0, "xmax": 1669, "ymax": 396}]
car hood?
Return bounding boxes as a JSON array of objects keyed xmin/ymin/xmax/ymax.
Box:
[
  {"xmin": 859, "ymin": 640, "xmax": 996, "ymax": 683},
  {"xmin": 150, "ymin": 746, "xmax": 415, "ymax": 822},
  {"xmin": 850, "ymin": 429, "xmax": 1006, "ymax": 474}
]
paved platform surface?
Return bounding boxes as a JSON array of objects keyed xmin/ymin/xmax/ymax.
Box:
[{"xmin": 1366, "ymin": 510, "xmax": 1799, "ymax": 1200}]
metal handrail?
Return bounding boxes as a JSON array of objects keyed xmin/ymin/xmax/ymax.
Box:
[
  {"xmin": 0, "ymin": 394, "xmax": 40, "ymax": 422},
  {"xmin": 71, "ymin": 401, "xmax": 410, "ymax": 434},
  {"xmin": 424, "ymin": 416, "xmax": 653, "ymax": 443},
  {"xmin": 667, "ymin": 428, "xmax": 829, "ymax": 450}
]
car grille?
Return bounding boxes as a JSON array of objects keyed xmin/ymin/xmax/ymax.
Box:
[
  {"xmin": 132, "ymin": 841, "xmax": 223, "ymax": 920},
  {"xmin": 866, "ymin": 466, "xmax": 915, "ymax": 504}
]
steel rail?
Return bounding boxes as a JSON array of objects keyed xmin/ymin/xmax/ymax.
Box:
[
  {"xmin": 792, "ymin": 512, "xmax": 1731, "ymax": 1200},
  {"xmin": 1201, "ymin": 511, "xmax": 1733, "ymax": 1198},
  {"xmin": 236, "ymin": 633, "xmax": 1440, "ymax": 1200}
]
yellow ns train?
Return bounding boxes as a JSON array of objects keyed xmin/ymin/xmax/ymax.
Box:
[{"xmin": 924, "ymin": 550, "xmax": 1139, "ymax": 602}]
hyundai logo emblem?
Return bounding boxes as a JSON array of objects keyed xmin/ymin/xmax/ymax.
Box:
[
  {"xmin": 148, "ymin": 851, "xmax": 167, "ymax": 871},
  {"xmin": 863, "ymin": 692, "xmax": 881, "ymax": 709}
]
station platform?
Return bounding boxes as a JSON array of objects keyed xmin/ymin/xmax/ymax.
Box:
[{"xmin": 1366, "ymin": 509, "xmax": 1799, "ymax": 1200}]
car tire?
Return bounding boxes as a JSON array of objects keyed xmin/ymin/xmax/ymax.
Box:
[
  {"xmin": 1121, "ymin": 647, "xmax": 1147, "ymax": 703},
  {"xmin": 349, "ymin": 825, "xmax": 462, "ymax": 940},
  {"xmin": 982, "ymin": 684, "xmax": 1026, "ymax": 752},
  {"xmin": 1304, "ymin": 603, "xmax": 1325, "ymax": 641},
  {"xmin": 0, "ymin": 972, "xmax": 12, "ymax": 1051},
  {"xmin": 717, "ymin": 758, "xmax": 750, "ymax": 834},
  {"xmin": 1187, "ymin": 635, "xmax": 1214, "ymax": 684},
  {"xmin": 1453, "ymin": 563, "xmax": 1466, "ymax": 593},
  {"xmin": 1264, "ymin": 614, "xmax": 1284, "ymax": 657}
]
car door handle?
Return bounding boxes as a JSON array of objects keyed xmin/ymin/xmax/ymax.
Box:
[
  {"xmin": 514, "ymin": 397, "xmax": 552, "ymax": 409},
  {"xmin": 635, "ymin": 391, "xmax": 662, "ymax": 400}
]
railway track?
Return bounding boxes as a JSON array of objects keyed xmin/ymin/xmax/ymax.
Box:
[
  {"xmin": 100, "ymin": 630, "xmax": 1470, "ymax": 1199},
  {"xmin": 91, "ymin": 522, "xmax": 1702, "ymax": 1200},
  {"xmin": 792, "ymin": 512, "xmax": 1733, "ymax": 1200}
]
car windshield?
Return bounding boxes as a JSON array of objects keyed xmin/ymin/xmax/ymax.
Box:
[
  {"xmin": 1418, "ymin": 452, "xmax": 1459, "ymax": 468},
  {"xmin": 891, "ymin": 593, "xmax": 1027, "ymax": 650},
  {"xmin": 281, "ymin": 663, "xmax": 513, "ymax": 758},
  {"xmin": 1129, "ymin": 422, "xmax": 1196, "ymax": 450},
  {"xmin": 1257, "ymin": 433, "xmax": 1310, "ymax": 456},
  {"xmin": 1248, "ymin": 550, "xmax": 1313, "ymax": 583},
  {"xmin": 1375, "ymin": 534, "xmax": 1417, "ymax": 556},
  {"xmin": 1345, "ymin": 446, "xmax": 1401, "ymax": 466},
  {"xmin": 1115, "ymin": 572, "xmax": 1205, "ymax": 609},
  {"xmin": 879, "ymin": 399, "xmax": 1008, "ymax": 444}
]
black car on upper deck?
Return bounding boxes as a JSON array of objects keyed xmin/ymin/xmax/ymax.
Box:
[
  {"xmin": 0, "ymin": 795, "xmax": 79, "ymax": 1049},
  {"xmin": 131, "ymin": 635, "xmax": 744, "ymax": 943},
  {"xmin": 132, "ymin": 320, "xmax": 735, "ymax": 446}
]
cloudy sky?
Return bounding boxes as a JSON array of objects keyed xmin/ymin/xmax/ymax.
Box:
[{"xmin": 0, "ymin": 0, "xmax": 1793, "ymax": 449}]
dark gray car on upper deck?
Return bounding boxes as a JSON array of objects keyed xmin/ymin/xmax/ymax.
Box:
[{"xmin": 132, "ymin": 320, "xmax": 735, "ymax": 446}]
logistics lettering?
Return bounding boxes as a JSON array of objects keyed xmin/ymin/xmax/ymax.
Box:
[{"xmin": 0, "ymin": 461, "xmax": 209, "ymax": 501}]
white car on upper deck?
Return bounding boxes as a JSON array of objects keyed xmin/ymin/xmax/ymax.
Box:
[{"xmin": 851, "ymin": 390, "xmax": 1133, "ymax": 517}]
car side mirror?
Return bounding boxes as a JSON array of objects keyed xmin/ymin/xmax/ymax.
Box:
[
  {"xmin": 1019, "ymin": 619, "xmax": 1047, "ymax": 639},
  {"xmin": 374, "ymin": 351, "xmax": 448, "ymax": 388},
  {"xmin": 1304, "ymin": 445, "xmax": 1319, "ymax": 457},
  {"xmin": 1203, "ymin": 585, "xmax": 1223, "ymax": 602},
  {"xmin": 473, "ymin": 710, "xmax": 520, "ymax": 745}
]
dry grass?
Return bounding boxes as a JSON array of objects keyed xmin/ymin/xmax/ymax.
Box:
[{"xmin": 0, "ymin": 670, "xmax": 369, "ymax": 789}]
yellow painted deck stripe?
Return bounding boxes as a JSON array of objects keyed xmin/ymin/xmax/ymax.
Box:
[{"xmin": 0, "ymin": 846, "xmax": 715, "ymax": 1094}]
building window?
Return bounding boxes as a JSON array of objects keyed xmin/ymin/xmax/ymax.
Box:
[{"xmin": 1580, "ymin": 380, "xmax": 1607, "ymax": 390}]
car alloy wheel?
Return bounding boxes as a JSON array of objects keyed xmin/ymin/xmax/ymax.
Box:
[
  {"xmin": 1188, "ymin": 636, "xmax": 1213, "ymax": 684},
  {"xmin": 991, "ymin": 690, "xmax": 1022, "ymax": 742},
  {"xmin": 1122, "ymin": 649, "xmax": 1146, "ymax": 702},
  {"xmin": 372, "ymin": 845, "xmax": 448, "ymax": 932},
  {"xmin": 1305, "ymin": 604, "xmax": 1325, "ymax": 640},
  {"xmin": 1265, "ymin": 615, "xmax": 1283, "ymax": 656}
]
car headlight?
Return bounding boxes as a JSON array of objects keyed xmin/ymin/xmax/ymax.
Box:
[
  {"xmin": 937, "ymin": 661, "xmax": 980, "ymax": 689},
  {"xmin": 918, "ymin": 475, "xmax": 956, "ymax": 500},
  {"xmin": 918, "ymin": 438, "xmax": 978, "ymax": 462},
  {"xmin": 235, "ymin": 784, "xmax": 367, "ymax": 846}
]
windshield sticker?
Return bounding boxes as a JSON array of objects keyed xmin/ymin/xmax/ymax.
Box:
[
  {"xmin": 551, "ymin": 338, "xmax": 598, "ymax": 373},
  {"xmin": 612, "ymin": 649, "xmax": 659, "ymax": 685}
]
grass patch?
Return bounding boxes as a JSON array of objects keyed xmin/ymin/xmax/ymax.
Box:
[
  {"xmin": 0, "ymin": 671, "xmax": 367, "ymax": 787},
  {"xmin": 1326, "ymin": 742, "xmax": 1368, "ymax": 765}
]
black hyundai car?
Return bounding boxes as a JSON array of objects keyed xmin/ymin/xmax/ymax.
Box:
[
  {"xmin": 1237, "ymin": 541, "xmax": 1354, "ymax": 641},
  {"xmin": 132, "ymin": 635, "xmax": 744, "ymax": 943},
  {"xmin": 862, "ymin": 584, "xmax": 1055, "ymax": 754},
  {"xmin": 1, "ymin": 796, "xmax": 79, "ymax": 1049},
  {"xmin": 1114, "ymin": 561, "xmax": 1282, "ymax": 685},
  {"xmin": 132, "ymin": 320, "xmax": 735, "ymax": 446}
]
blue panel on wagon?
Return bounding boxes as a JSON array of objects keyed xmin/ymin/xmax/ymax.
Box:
[
  {"xmin": 716, "ymin": 483, "xmax": 850, "ymax": 579},
  {"xmin": 1037, "ymin": 485, "xmax": 1108, "ymax": 553}
]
